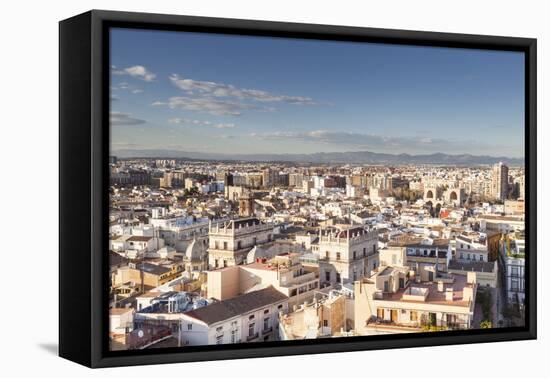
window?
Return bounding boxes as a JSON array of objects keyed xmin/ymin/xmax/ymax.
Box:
[
  {"xmin": 377, "ymin": 308, "xmax": 384, "ymax": 319},
  {"xmin": 336, "ymin": 272, "xmax": 341, "ymax": 283},
  {"xmin": 223, "ymin": 260, "xmax": 228, "ymax": 267},
  {"xmin": 373, "ymin": 245, "xmax": 376, "ymax": 254},
  {"xmin": 249, "ymin": 314, "xmax": 255, "ymax": 320},
  {"xmin": 277, "ymin": 304, "xmax": 283, "ymax": 310},
  {"xmin": 264, "ymin": 309, "xmax": 269, "ymax": 314},
  {"xmin": 223, "ymin": 241, "xmax": 228, "ymax": 250},
  {"xmin": 336, "ymin": 252, "xmax": 341, "ymax": 261},
  {"xmin": 467, "ymin": 254, "xmax": 471, "ymax": 260},
  {"xmin": 460, "ymin": 253, "xmax": 464, "ymax": 259},
  {"xmin": 323, "ymin": 319, "xmax": 328, "ymax": 327},
  {"xmin": 237, "ymin": 241, "xmax": 242, "ymax": 249},
  {"xmin": 479, "ymin": 255, "xmax": 484, "ymax": 262},
  {"xmin": 231, "ymin": 330, "xmax": 236, "ymax": 343},
  {"xmin": 216, "ymin": 335, "xmax": 223, "ymax": 344},
  {"xmin": 263, "ymin": 317, "xmax": 269, "ymax": 331},
  {"xmin": 363, "ymin": 247, "xmax": 366, "ymax": 256},
  {"xmin": 325, "ymin": 251, "xmax": 329, "ymax": 259},
  {"xmin": 187, "ymin": 323, "xmax": 192, "ymax": 330},
  {"xmin": 214, "ymin": 259, "xmax": 219, "ymax": 268},
  {"xmin": 325, "ymin": 271, "xmax": 331, "ymax": 282},
  {"xmin": 215, "ymin": 241, "xmax": 219, "ymax": 249},
  {"xmin": 353, "ymin": 251, "xmax": 356, "ymax": 260},
  {"xmin": 392, "ymin": 255, "xmax": 397, "ymax": 265},
  {"xmin": 410, "ymin": 311, "xmax": 418, "ymax": 321},
  {"xmin": 216, "ymin": 326, "xmax": 223, "ymax": 332},
  {"xmin": 248, "ymin": 323, "xmax": 255, "ymax": 337},
  {"xmin": 399, "ymin": 277, "xmax": 405, "ymax": 289}
]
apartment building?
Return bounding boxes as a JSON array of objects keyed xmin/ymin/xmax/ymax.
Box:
[
  {"xmin": 179, "ymin": 286, "xmax": 288, "ymax": 345},
  {"xmin": 318, "ymin": 224, "xmax": 379, "ymax": 285},
  {"xmin": 388, "ymin": 236, "xmax": 451, "ymax": 274},
  {"xmin": 455, "ymin": 234, "xmax": 489, "ymax": 263},
  {"xmin": 207, "ymin": 253, "xmax": 321, "ymax": 308},
  {"xmin": 207, "ymin": 217, "xmax": 274, "ymax": 268},
  {"xmin": 354, "ymin": 266, "xmax": 477, "ymax": 335}
]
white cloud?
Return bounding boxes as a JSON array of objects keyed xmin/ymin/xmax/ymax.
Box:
[
  {"xmin": 110, "ymin": 111, "xmax": 146, "ymax": 126},
  {"xmin": 112, "ymin": 65, "xmax": 156, "ymax": 81},
  {"xmin": 157, "ymin": 96, "xmax": 251, "ymax": 116},
  {"xmin": 169, "ymin": 74, "xmax": 316, "ymax": 105},
  {"xmin": 214, "ymin": 123, "xmax": 235, "ymax": 129},
  {"xmin": 168, "ymin": 118, "xmax": 235, "ymax": 129},
  {"xmin": 111, "ymin": 81, "xmax": 144, "ymax": 94}
]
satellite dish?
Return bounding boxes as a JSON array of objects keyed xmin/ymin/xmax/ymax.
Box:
[{"xmin": 137, "ymin": 330, "xmax": 144, "ymax": 338}]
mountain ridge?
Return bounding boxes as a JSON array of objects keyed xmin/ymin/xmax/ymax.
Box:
[{"xmin": 112, "ymin": 149, "xmax": 524, "ymax": 166}]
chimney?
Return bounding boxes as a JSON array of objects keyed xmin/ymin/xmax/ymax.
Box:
[{"xmin": 445, "ymin": 288, "xmax": 454, "ymax": 301}]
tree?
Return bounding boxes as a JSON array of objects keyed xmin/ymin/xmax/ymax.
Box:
[{"xmin": 480, "ymin": 320, "xmax": 493, "ymax": 329}]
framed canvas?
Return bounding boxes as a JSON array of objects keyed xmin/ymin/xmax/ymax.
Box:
[{"xmin": 59, "ymin": 10, "xmax": 536, "ymax": 368}]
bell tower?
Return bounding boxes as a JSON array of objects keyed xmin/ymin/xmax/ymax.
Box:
[{"xmin": 238, "ymin": 190, "xmax": 255, "ymax": 217}]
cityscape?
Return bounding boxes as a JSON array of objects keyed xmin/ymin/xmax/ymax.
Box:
[{"xmin": 108, "ymin": 29, "xmax": 526, "ymax": 350}]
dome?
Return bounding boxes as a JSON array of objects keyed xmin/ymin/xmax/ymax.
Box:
[{"xmin": 185, "ymin": 239, "xmax": 203, "ymax": 262}]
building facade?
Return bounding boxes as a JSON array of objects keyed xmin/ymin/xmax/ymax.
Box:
[
  {"xmin": 318, "ymin": 225, "xmax": 379, "ymax": 285},
  {"xmin": 207, "ymin": 218, "xmax": 274, "ymax": 268}
]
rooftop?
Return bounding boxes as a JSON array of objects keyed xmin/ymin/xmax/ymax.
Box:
[
  {"xmin": 448, "ymin": 260, "xmax": 495, "ymax": 273},
  {"xmin": 184, "ymin": 286, "xmax": 287, "ymax": 325},
  {"xmin": 373, "ymin": 274, "xmax": 474, "ymax": 308}
]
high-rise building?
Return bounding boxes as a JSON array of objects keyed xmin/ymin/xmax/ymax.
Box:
[
  {"xmin": 262, "ymin": 168, "xmax": 278, "ymax": 188},
  {"xmin": 491, "ymin": 162, "xmax": 509, "ymax": 200}
]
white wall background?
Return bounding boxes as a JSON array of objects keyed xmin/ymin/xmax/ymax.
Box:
[{"xmin": 0, "ymin": 0, "xmax": 547, "ymax": 375}]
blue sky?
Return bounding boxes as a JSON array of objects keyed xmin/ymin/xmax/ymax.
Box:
[{"xmin": 110, "ymin": 27, "xmax": 525, "ymax": 158}]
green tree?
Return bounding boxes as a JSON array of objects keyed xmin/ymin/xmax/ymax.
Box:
[{"xmin": 480, "ymin": 320, "xmax": 492, "ymax": 329}]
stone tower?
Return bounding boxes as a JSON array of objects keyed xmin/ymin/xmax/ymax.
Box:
[{"xmin": 238, "ymin": 190, "xmax": 255, "ymax": 217}]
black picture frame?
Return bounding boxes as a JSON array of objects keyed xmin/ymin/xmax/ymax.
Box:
[{"xmin": 59, "ymin": 9, "xmax": 537, "ymax": 368}]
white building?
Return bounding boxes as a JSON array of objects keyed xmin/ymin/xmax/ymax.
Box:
[
  {"xmin": 455, "ymin": 234, "xmax": 489, "ymax": 263},
  {"xmin": 207, "ymin": 217, "xmax": 274, "ymax": 268},
  {"xmin": 179, "ymin": 286, "xmax": 288, "ymax": 345},
  {"xmin": 318, "ymin": 225, "xmax": 379, "ymax": 285}
]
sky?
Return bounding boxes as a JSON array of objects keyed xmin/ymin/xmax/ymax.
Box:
[{"xmin": 110, "ymin": 27, "xmax": 525, "ymax": 158}]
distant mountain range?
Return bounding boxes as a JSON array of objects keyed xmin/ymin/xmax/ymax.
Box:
[{"xmin": 113, "ymin": 149, "xmax": 524, "ymax": 166}]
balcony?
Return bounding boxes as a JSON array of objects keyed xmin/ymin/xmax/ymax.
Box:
[
  {"xmin": 262, "ymin": 326, "xmax": 273, "ymax": 335},
  {"xmin": 246, "ymin": 332, "xmax": 259, "ymax": 341}
]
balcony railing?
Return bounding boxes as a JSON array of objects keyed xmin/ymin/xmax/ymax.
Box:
[{"xmin": 246, "ymin": 332, "xmax": 259, "ymax": 341}]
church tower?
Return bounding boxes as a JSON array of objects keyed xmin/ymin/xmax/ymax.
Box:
[{"xmin": 238, "ymin": 190, "xmax": 255, "ymax": 217}]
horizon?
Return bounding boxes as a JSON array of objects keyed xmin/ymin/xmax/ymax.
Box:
[
  {"xmin": 110, "ymin": 28, "xmax": 526, "ymax": 159},
  {"xmin": 112, "ymin": 148, "xmax": 523, "ymax": 160}
]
